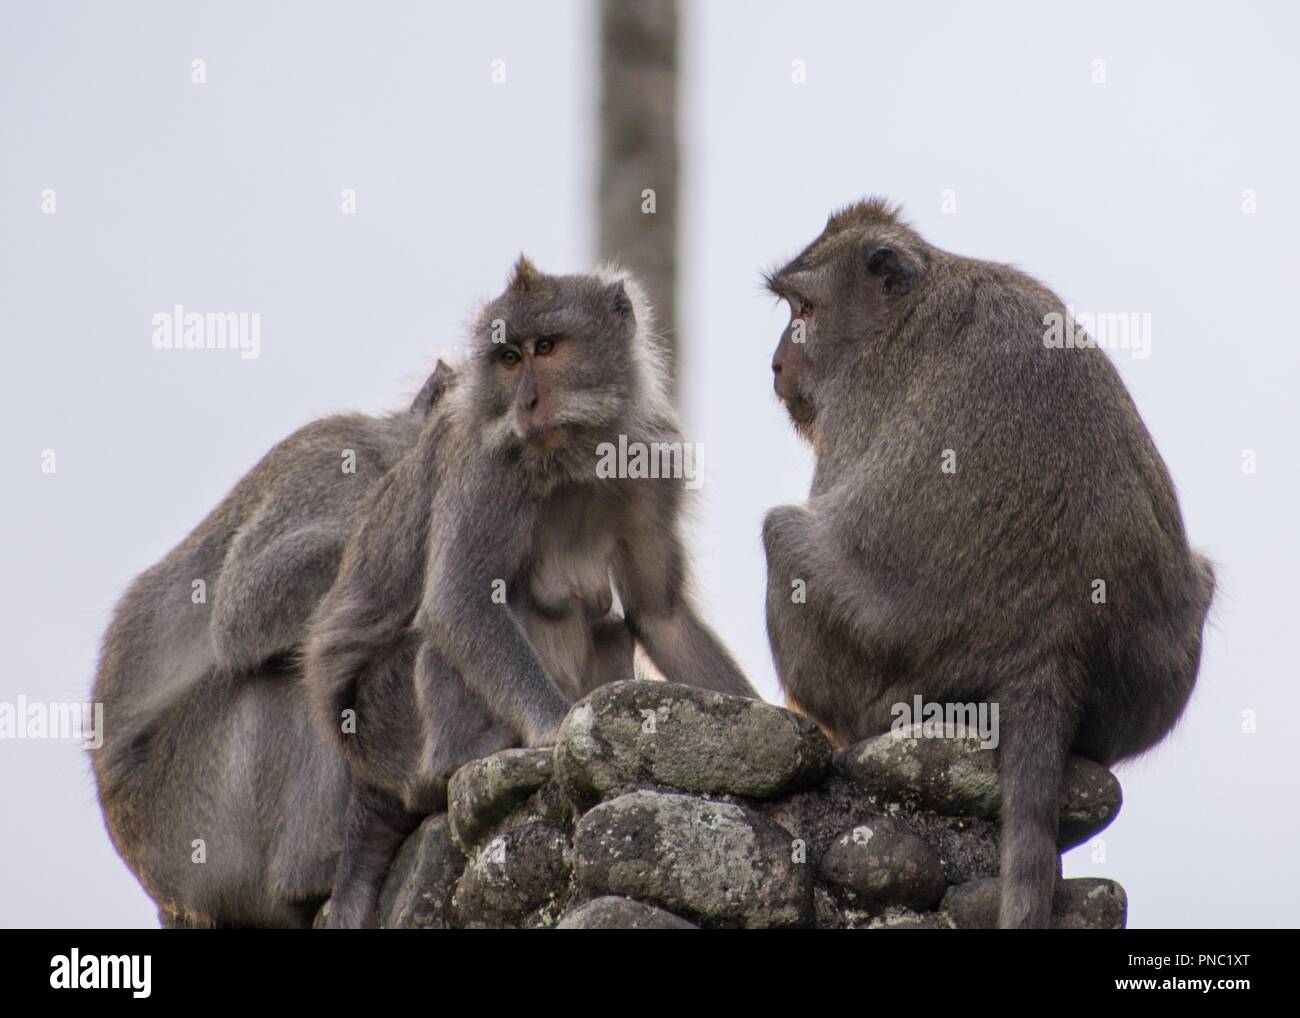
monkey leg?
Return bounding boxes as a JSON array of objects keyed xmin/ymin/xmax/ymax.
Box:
[
  {"xmin": 764, "ymin": 553, "xmax": 823, "ymax": 693},
  {"xmin": 574, "ymin": 614, "xmax": 636, "ymax": 696},
  {"xmin": 325, "ymin": 779, "xmax": 420, "ymax": 929},
  {"xmin": 410, "ymin": 639, "xmax": 520, "ymax": 809},
  {"xmin": 762, "ymin": 504, "xmax": 914, "ymax": 744},
  {"xmin": 337, "ymin": 634, "xmax": 518, "ymax": 824},
  {"xmin": 763, "ymin": 575, "xmax": 867, "ymax": 746},
  {"xmin": 325, "ymin": 649, "xmax": 518, "ymax": 928},
  {"xmin": 117, "ymin": 668, "xmax": 348, "ymax": 928},
  {"xmin": 763, "ymin": 505, "xmax": 848, "ymax": 719}
]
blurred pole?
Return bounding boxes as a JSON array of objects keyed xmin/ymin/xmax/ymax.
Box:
[{"xmin": 597, "ymin": 0, "xmax": 679, "ymax": 397}]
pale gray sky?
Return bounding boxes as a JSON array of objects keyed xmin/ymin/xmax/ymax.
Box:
[{"xmin": 1, "ymin": 0, "xmax": 1295, "ymax": 928}]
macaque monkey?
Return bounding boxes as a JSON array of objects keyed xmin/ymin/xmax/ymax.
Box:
[
  {"xmin": 762, "ymin": 199, "xmax": 1213, "ymax": 928},
  {"xmin": 305, "ymin": 258, "xmax": 756, "ymax": 927},
  {"xmin": 91, "ymin": 367, "xmax": 454, "ymax": 927}
]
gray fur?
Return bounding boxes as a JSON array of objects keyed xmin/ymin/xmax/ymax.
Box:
[
  {"xmin": 762, "ymin": 199, "xmax": 1214, "ymax": 929},
  {"xmin": 90, "ymin": 365, "xmax": 455, "ymax": 927},
  {"xmin": 303, "ymin": 258, "xmax": 755, "ymax": 928}
]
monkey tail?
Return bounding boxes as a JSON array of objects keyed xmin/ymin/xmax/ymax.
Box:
[
  {"xmin": 301, "ymin": 603, "xmax": 380, "ymax": 762},
  {"xmin": 303, "ymin": 636, "xmax": 359, "ymax": 756},
  {"xmin": 996, "ymin": 665, "xmax": 1078, "ymax": 929}
]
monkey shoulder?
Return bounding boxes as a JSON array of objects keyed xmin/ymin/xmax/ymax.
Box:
[
  {"xmin": 275, "ymin": 412, "xmax": 416, "ymax": 475},
  {"xmin": 346, "ymin": 441, "xmax": 441, "ymax": 564},
  {"xmin": 211, "ymin": 413, "xmax": 424, "ymax": 597}
]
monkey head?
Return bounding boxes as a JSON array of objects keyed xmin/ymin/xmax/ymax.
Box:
[
  {"xmin": 764, "ymin": 198, "xmax": 929, "ymax": 445},
  {"xmin": 469, "ymin": 255, "xmax": 645, "ymax": 468}
]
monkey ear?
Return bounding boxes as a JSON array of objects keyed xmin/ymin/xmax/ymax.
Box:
[
  {"xmin": 866, "ymin": 245, "xmax": 919, "ymax": 296},
  {"xmin": 606, "ymin": 279, "xmax": 635, "ymax": 320},
  {"xmin": 507, "ymin": 255, "xmax": 541, "ymax": 294},
  {"xmin": 430, "ymin": 357, "xmax": 458, "ymax": 393},
  {"xmin": 410, "ymin": 358, "xmax": 457, "ymax": 416}
]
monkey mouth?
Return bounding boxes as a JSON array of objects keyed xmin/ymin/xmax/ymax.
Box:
[{"xmin": 521, "ymin": 424, "xmax": 571, "ymax": 454}]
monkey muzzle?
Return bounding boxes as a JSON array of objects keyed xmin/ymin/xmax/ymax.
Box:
[{"xmin": 519, "ymin": 423, "xmax": 571, "ymax": 455}]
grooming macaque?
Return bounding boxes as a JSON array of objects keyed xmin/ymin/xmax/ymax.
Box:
[
  {"xmin": 90, "ymin": 367, "xmax": 455, "ymax": 927},
  {"xmin": 304, "ymin": 258, "xmax": 755, "ymax": 927},
  {"xmin": 762, "ymin": 199, "xmax": 1213, "ymax": 928}
]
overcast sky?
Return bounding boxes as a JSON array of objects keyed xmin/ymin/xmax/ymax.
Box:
[{"xmin": 2, "ymin": 0, "xmax": 1296, "ymax": 928}]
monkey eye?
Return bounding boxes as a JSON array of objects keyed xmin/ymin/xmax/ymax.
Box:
[
  {"xmin": 796, "ymin": 298, "xmax": 814, "ymax": 317},
  {"xmin": 500, "ymin": 348, "xmax": 522, "ymax": 367},
  {"xmin": 534, "ymin": 335, "xmax": 559, "ymax": 356}
]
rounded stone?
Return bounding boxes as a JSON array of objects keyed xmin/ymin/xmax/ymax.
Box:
[
  {"xmin": 573, "ymin": 789, "xmax": 812, "ymax": 928},
  {"xmin": 378, "ymin": 814, "xmax": 466, "ymax": 929},
  {"xmin": 556, "ymin": 680, "xmax": 831, "ymax": 805},
  {"xmin": 818, "ymin": 817, "xmax": 947, "ymax": 911},
  {"xmin": 835, "ymin": 723, "xmax": 1122, "ymax": 848},
  {"xmin": 942, "ymin": 876, "xmax": 1128, "ymax": 929},
  {"xmin": 451, "ymin": 822, "xmax": 571, "ymax": 927},
  {"xmin": 758, "ymin": 773, "xmax": 1001, "ymax": 886},
  {"xmin": 448, "ymin": 747, "xmax": 556, "ymax": 852}
]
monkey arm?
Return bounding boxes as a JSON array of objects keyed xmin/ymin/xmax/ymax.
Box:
[
  {"xmin": 418, "ymin": 582, "xmax": 572, "ymax": 746},
  {"xmin": 416, "ymin": 508, "xmax": 572, "ymax": 747},
  {"xmin": 761, "ymin": 502, "xmax": 899, "ymax": 662},
  {"xmin": 303, "ymin": 464, "xmax": 433, "ymax": 744},
  {"xmin": 762, "ymin": 505, "xmax": 828, "ymax": 708},
  {"xmin": 210, "ymin": 504, "xmax": 351, "ymax": 674},
  {"xmin": 612, "ymin": 520, "xmax": 757, "ymax": 699}
]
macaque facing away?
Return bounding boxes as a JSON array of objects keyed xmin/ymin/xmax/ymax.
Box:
[{"xmin": 762, "ymin": 199, "xmax": 1213, "ymax": 928}]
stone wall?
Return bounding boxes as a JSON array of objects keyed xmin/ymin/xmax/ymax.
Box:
[{"xmin": 361, "ymin": 680, "xmax": 1126, "ymax": 929}]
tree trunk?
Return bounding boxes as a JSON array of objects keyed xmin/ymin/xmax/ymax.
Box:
[{"xmin": 597, "ymin": 0, "xmax": 680, "ymax": 396}]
